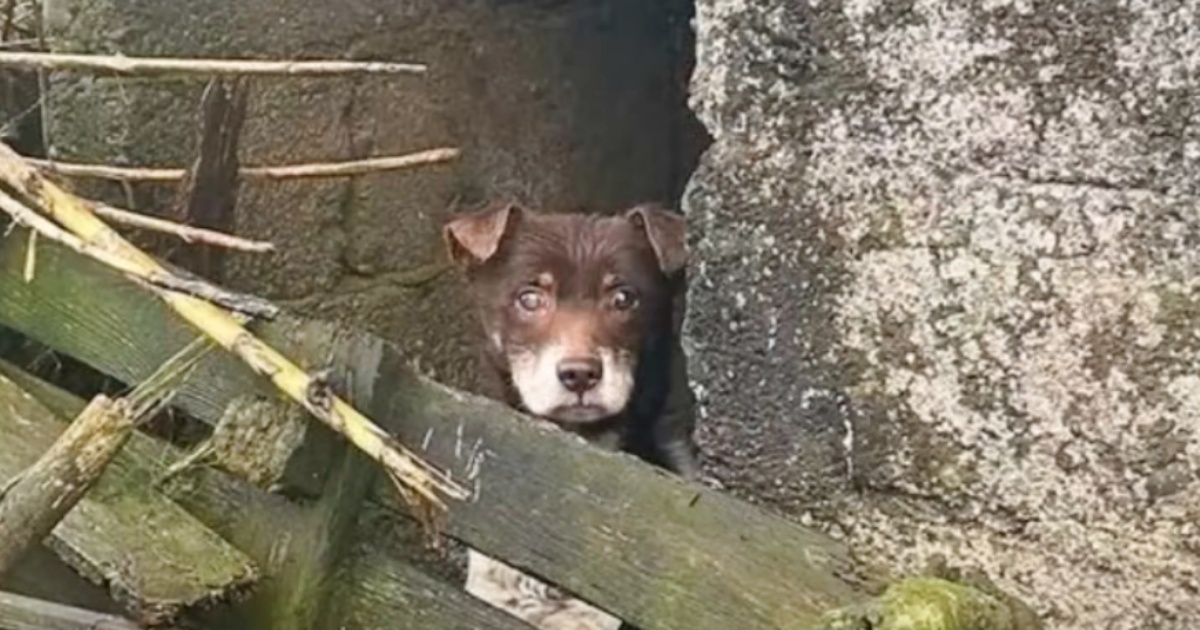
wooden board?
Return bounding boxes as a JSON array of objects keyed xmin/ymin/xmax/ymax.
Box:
[
  {"xmin": 0, "ymin": 590, "xmax": 144, "ymax": 630},
  {"xmin": 0, "ymin": 226, "xmax": 883, "ymax": 630}
]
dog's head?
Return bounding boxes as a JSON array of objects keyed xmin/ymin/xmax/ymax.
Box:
[{"xmin": 444, "ymin": 202, "xmax": 686, "ymax": 425}]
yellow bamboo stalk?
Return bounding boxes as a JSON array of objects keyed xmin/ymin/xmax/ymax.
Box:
[{"xmin": 0, "ymin": 142, "xmax": 466, "ymax": 512}]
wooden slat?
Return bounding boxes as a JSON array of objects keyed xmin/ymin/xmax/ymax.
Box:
[
  {"xmin": 0, "ymin": 590, "xmax": 145, "ymax": 630},
  {"xmin": 344, "ymin": 548, "xmax": 539, "ymax": 630},
  {"xmin": 0, "ymin": 226, "xmax": 882, "ymax": 630}
]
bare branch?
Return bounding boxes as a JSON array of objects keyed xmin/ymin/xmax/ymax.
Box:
[
  {"xmin": 0, "ymin": 38, "xmax": 44, "ymax": 50},
  {"xmin": 94, "ymin": 202, "xmax": 275, "ymax": 253},
  {"xmin": 0, "ymin": 51, "xmax": 426, "ymax": 77},
  {"xmin": 28, "ymin": 147, "xmax": 461, "ymax": 183},
  {"xmin": 241, "ymin": 148, "xmax": 462, "ymax": 180}
]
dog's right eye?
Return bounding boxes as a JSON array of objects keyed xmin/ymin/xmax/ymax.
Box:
[
  {"xmin": 611, "ymin": 288, "xmax": 639, "ymax": 311},
  {"xmin": 515, "ymin": 288, "xmax": 546, "ymax": 312}
]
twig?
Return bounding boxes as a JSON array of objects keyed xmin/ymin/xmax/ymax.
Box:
[
  {"xmin": 141, "ymin": 272, "xmax": 279, "ymax": 318},
  {"xmin": 0, "ymin": 38, "xmax": 43, "ymax": 50},
  {"xmin": 0, "ymin": 140, "xmax": 468, "ymax": 517},
  {"xmin": 21, "ymin": 228, "xmax": 32, "ymax": 281},
  {"xmin": 241, "ymin": 148, "xmax": 461, "ymax": 180},
  {"xmin": 0, "ymin": 471, "xmax": 19, "ymax": 498},
  {"xmin": 123, "ymin": 336, "xmax": 214, "ymax": 420},
  {"xmin": 28, "ymin": 147, "xmax": 462, "ymax": 183},
  {"xmin": 0, "ymin": 51, "xmax": 426, "ymax": 77},
  {"xmin": 0, "ymin": 189, "xmax": 279, "ymax": 318},
  {"xmin": 2, "ymin": 0, "xmax": 16, "ymax": 43},
  {"xmin": 93, "ymin": 202, "xmax": 275, "ymax": 253}
]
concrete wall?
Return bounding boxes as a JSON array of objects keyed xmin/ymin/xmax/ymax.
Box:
[{"xmin": 684, "ymin": 2, "xmax": 1200, "ymax": 629}]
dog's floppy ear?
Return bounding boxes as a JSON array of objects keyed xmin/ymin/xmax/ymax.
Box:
[
  {"xmin": 626, "ymin": 203, "xmax": 687, "ymax": 275},
  {"xmin": 443, "ymin": 202, "xmax": 521, "ymax": 266}
]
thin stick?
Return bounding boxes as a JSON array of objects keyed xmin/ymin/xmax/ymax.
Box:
[
  {"xmin": 0, "ymin": 190, "xmax": 279, "ymax": 318},
  {"xmin": 29, "ymin": 147, "xmax": 461, "ymax": 183},
  {"xmin": 243, "ymin": 148, "xmax": 461, "ymax": 180},
  {"xmin": 2, "ymin": 0, "xmax": 17, "ymax": 43},
  {"xmin": 93, "ymin": 202, "xmax": 275, "ymax": 253},
  {"xmin": 21, "ymin": 228, "xmax": 33, "ymax": 281},
  {"xmin": 0, "ymin": 51, "xmax": 426, "ymax": 77},
  {"xmin": 0, "ymin": 38, "xmax": 43, "ymax": 50}
]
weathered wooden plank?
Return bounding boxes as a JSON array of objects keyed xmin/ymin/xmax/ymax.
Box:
[
  {"xmin": 0, "ymin": 226, "xmax": 883, "ymax": 630},
  {"xmin": 0, "ymin": 590, "xmax": 145, "ymax": 630},
  {"xmin": 0, "ymin": 375, "xmax": 257, "ymax": 624},
  {"xmin": 0, "ymin": 359, "xmax": 537, "ymax": 630},
  {"xmin": 258, "ymin": 331, "xmax": 386, "ymax": 630},
  {"xmin": 343, "ymin": 548, "xmax": 538, "ymax": 630}
]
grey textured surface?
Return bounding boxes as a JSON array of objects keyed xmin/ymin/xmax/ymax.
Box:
[
  {"xmin": 683, "ymin": 1, "xmax": 1200, "ymax": 629},
  {"xmin": 43, "ymin": 0, "xmax": 698, "ymax": 391}
]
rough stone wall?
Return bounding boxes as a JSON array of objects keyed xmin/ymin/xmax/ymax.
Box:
[
  {"xmin": 684, "ymin": 1, "xmax": 1200, "ymax": 629},
  {"xmin": 42, "ymin": 0, "xmax": 700, "ymax": 390}
]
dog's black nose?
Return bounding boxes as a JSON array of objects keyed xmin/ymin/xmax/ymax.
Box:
[{"xmin": 557, "ymin": 358, "xmax": 602, "ymax": 393}]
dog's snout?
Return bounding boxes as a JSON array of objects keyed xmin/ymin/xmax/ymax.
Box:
[{"xmin": 557, "ymin": 357, "xmax": 603, "ymax": 393}]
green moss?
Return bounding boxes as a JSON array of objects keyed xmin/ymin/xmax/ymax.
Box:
[
  {"xmin": 1081, "ymin": 284, "xmax": 1200, "ymax": 414},
  {"xmin": 859, "ymin": 202, "xmax": 912, "ymax": 253},
  {"xmin": 1155, "ymin": 285, "xmax": 1200, "ymax": 350},
  {"xmin": 818, "ymin": 577, "xmax": 1031, "ymax": 630}
]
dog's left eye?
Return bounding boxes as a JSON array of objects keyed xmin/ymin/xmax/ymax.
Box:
[
  {"xmin": 611, "ymin": 288, "xmax": 639, "ymax": 311},
  {"xmin": 516, "ymin": 288, "xmax": 547, "ymax": 312}
]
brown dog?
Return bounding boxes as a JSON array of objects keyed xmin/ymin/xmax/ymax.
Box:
[
  {"xmin": 444, "ymin": 201, "xmax": 699, "ymax": 629},
  {"xmin": 443, "ymin": 201, "xmax": 699, "ymax": 475}
]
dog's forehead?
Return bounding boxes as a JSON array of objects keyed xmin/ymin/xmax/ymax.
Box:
[{"xmin": 502, "ymin": 213, "xmax": 656, "ymax": 285}]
